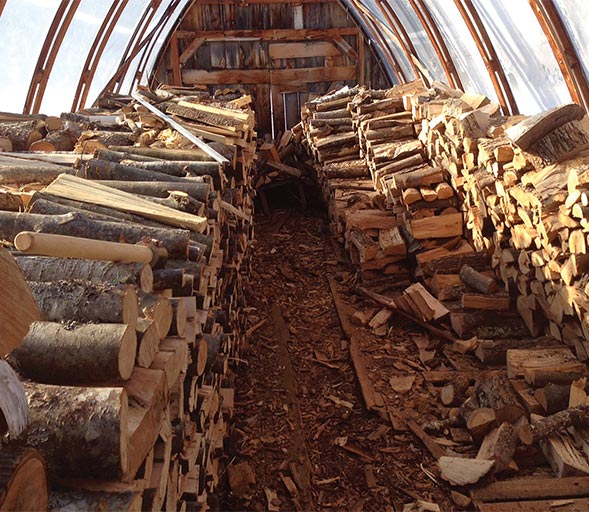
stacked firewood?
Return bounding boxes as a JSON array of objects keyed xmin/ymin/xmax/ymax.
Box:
[
  {"xmin": 0, "ymin": 87, "xmax": 254, "ymax": 510},
  {"xmin": 301, "ymin": 85, "xmax": 360, "ymax": 164}
]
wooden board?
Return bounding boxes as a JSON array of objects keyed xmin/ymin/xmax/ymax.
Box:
[
  {"xmin": 269, "ymin": 42, "xmax": 340, "ymax": 59},
  {"xmin": 0, "ymin": 248, "xmax": 40, "ymax": 357}
]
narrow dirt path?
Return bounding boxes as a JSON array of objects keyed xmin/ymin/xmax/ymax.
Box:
[{"xmin": 222, "ymin": 209, "xmax": 451, "ymax": 511}]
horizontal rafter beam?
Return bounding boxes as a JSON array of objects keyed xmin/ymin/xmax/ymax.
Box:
[{"xmin": 174, "ymin": 28, "xmax": 358, "ymax": 41}]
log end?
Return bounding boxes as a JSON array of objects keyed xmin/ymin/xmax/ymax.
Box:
[
  {"xmin": 122, "ymin": 286, "xmax": 139, "ymax": 330},
  {"xmin": 119, "ymin": 327, "xmax": 138, "ymax": 382}
]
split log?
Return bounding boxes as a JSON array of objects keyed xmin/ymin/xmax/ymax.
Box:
[
  {"xmin": 15, "ymin": 231, "xmax": 158, "ymax": 265},
  {"xmin": 49, "ymin": 490, "xmax": 142, "ymax": 512},
  {"xmin": 474, "ymin": 337, "xmax": 558, "ymax": 365},
  {"xmin": 477, "ymin": 422, "xmax": 517, "ymax": 473},
  {"xmin": 24, "ymin": 382, "xmax": 128, "ymax": 479},
  {"xmin": 534, "ymin": 383, "xmax": 571, "ymax": 415},
  {"xmin": 0, "ymin": 248, "xmax": 40, "ymax": 357},
  {"xmin": 28, "ymin": 281, "xmax": 138, "ymax": 327},
  {"xmin": 136, "ymin": 319, "xmax": 159, "ymax": 369},
  {"xmin": 0, "ymin": 360, "xmax": 28, "ymax": 437},
  {"xmin": 0, "ymin": 447, "xmax": 48, "ymax": 512},
  {"xmin": 12, "ymin": 321, "xmax": 137, "ymax": 384},
  {"xmin": 139, "ymin": 292, "xmax": 173, "ymax": 339},
  {"xmin": 0, "ymin": 211, "xmax": 190, "ymax": 258},
  {"xmin": 466, "ymin": 407, "xmax": 497, "ymax": 443},
  {"xmin": 14, "ymin": 256, "xmax": 153, "ymax": 293},
  {"xmin": 460, "ymin": 264, "xmax": 498, "ymax": 294},
  {"xmin": 30, "ymin": 129, "xmax": 76, "ymax": 152}
]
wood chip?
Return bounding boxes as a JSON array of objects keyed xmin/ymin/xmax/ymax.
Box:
[{"xmin": 389, "ymin": 374, "xmax": 416, "ymax": 394}]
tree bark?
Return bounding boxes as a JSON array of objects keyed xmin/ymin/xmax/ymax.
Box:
[
  {"xmin": 28, "ymin": 281, "xmax": 138, "ymax": 327},
  {"xmin": 0, "ymin": 158, "xmax": 73, "ymax": 185},
  {"xmin": 475, "ymin": 373, "xmax": 526, "ymax": 423},
  {"xmin": 108, "ymin": 144, "xmax": 231, "ymax": 163},
  {"xmin": 96, "ymin": 149, "xmax": 162, "ymax": 163},
  {"xmin": 13, "ymin": 321, "xmax": 137, "ymax": 384},
  {"xmin": 0, "ymin": 211, "xmax": 190, "ymax": 258},
  {"xmin": 14, "ymin": 256, "xmax": 153, "ymax": 293},
  {"xmin": 95, "ymin": 180, "xmax": 210, "ymax": 202},
  {"xmin": 79, "ymin": 159, "xmax": 190, "ymax": 183},
  {"xmin": 0, "ymin": 447, "xmax": 48, "ymax": 512},
  {"xmin": 23, "ymin": 382, "xmax": 128, "ymax": 479},
  {"xmin": 531, "ymin": 405, "xmax": 589, "ymax": 441},
  {"xmin": 152, "ymin": 268, "xmax": 184, "ymax": 290},
  {"xmin": 48, "ymin": 490, "xmax": 142, "ymax": 512},
  {"xmin": 29, "ymin": 129, "xmax": 76, "ymax": 152},
  {"xmin": 460, "ymin": 264, "xmax": 498, "ymax": 294},
  {"xmin": 0, "ymin": 120, "xmax": 44, "ymax": 150}
]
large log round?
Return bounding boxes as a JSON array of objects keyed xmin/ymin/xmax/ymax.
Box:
[
  {"xmin": 23, "ymin": 382, "xmax": 128, "ymax": 479},
  {"xmin": 13, "ymin": 322, "xmax": 137, "ymax": 384},
  {"xmin": 0, "ymin": 447, "xmax": 48, "ymax": 512}
]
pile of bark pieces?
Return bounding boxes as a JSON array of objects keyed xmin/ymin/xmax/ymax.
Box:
[
  {"xmin": 0, "ymin": 87, "xmax": 255, "ymax": 510},
  {"xmin": 416, "ymin": 83, "xmax": 589, "ymax": 360},
  {"xmin": 0, "ymin": 248, "xmax": 48, "ymax": 511}
]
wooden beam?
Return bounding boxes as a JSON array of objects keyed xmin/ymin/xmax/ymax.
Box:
[
  {"xmin": 453, "ymin": 0, "xmax": 519, "ymax": 115},
  {"xmin": 182, "ymin": 66, "xmax": 356, "ymax": 85},
  {"xmin": 174, "ymin": 28, "xmax": 358, "ymax": 41},
  {"xmin": 529, "ymin": 0, "xmax": 589, "ymax": 112},
  {"xmin": 169, "ymin": 33, "xmax": 181, "ymax": 86},
  {"xmin": 178, "ymin": 37, "xmax": 206, "ymax": 66},
  {"xmin": 268, "ymin": 42, "xmax": 341, "ymax": 60}
]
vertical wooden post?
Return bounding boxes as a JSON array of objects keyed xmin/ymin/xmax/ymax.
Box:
[{"xmin": 170, "ymin": 34, "xmax": 182, "ymax": 86}]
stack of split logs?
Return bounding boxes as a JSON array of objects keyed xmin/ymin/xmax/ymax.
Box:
[{"xmin": 0, "ymin": 85, "xmax": 254, "ymax": 510}]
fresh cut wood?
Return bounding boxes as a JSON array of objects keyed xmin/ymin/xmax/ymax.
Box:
[
  {"xmin": 12, "ymin": 322, "xmax": 137, "ymax": 384},
  {"xmin": 23, "ymin": 382, "xmax": 128, "ymax": 479},
  {"xmin": 0, "ymin": 248, "xmax": 40, "ymax": 357},
  {"xmin": 0, "ymin": 447, "xmax": 48, "ymax": 512},
  {"xmin": 0, "ymin": 360, "xmax": 28, "ymax": 438},
  {"xmin": 44, "ymin": 174, "xmax": 208, "ymax": 232}
]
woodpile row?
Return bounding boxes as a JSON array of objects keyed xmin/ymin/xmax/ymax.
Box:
[
  {"xmin": 0, "ymin": 86, "xmax": 255, "ymax": 511},
  {"xmin": 302, "ymin": 81, "xmax": 589, "ymax": 502}
]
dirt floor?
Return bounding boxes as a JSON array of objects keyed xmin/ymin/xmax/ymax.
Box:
[{"xmin": 221, "ymin": 207, "xmax": 458, "ymax": 512}]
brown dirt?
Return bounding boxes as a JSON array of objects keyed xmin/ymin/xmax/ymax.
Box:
[{"xmin": 221, "ymin": 209, "xmax": 457, "ymax": 511}]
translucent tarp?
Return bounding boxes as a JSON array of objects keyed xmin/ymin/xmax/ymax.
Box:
[
  {"xmin": 472, "ymin": 0, "xmax": 571, "ymax": 114},
  {"xmin": 555, "ymin": 0, "xmax": 589, "ymax": 90},
  {"xmin": 0, "ymin": 0, "xmax": 58, "ymax": 113}
]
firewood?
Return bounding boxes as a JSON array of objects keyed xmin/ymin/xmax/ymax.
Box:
[
  {"xmin": 30, "ymin": 129, "xmax": 76, "ymax": 152},
  {"xmin": 79, "ymin": 159, "xmax": 195, "ymax": 184},
  {"xmin": 459, "ymin": 264, "xmax": 498, "ymax": 294},
  {"xmin": 461, "ymin": 293, "xmax": 510, "ymax": 311},
  {"xmin": 476, "ymin": 422, "xmax": 517, "ymax": 473},
  {"xmin": 0, "ymin": 361, "xmax": 28, "ymax": 438},
  {"xmin": 438, "ymin": 456, "xmax": 494, "ymax": 486},
  {"xmin": 475, "ymin": 373, "xmax": 525, "ymax": 423},
  {"xmin": 12, "ymin": 321, "xmax": 137, "ymax": 384},
  {"xmin": 466, "ymin": 407, "xmax": 497, "ymax": 443},
  {"xmin": 14, "ymin": 256, "xmax": 154, "ymax": 293},
  {"xmin": 534, "ymin": 383, "xmax": 571, "ymax": 415},
  {"xmin": 44, "ymin": 174, "xmax": 208, "ymax": 233},
  {"xmin": 540, "ymin": 432, "xmax": 589, "ymax": 477},
  {"xmin": 440, "ymin": 374, "xmax": 469, "ymax": 407},
  {"xmin": 0, "ymin": 447, "xmax": 47, "ymax": 511},
  {"xmin": 531, "ymin": 404, "xmax": 589, "ymax": 441},
  {"xmin": 23, "ymin": 382, "xmax": 129, "ymax": 479},
  {"xmin": 474, "ymin": 336, "xmax": 558, "ymax": 365},
  {"xmin": 506, "ymin": 347, "xmax": 587, "ymax": 385},
  {"xmin": 0, "ymin": 120, "xmax": 44, "ymax": 150},
  {"xmin": 138, "ymin": 292, "xmax": 173, "ymax": 339},
  {"xmin": 0, "ymin": 211, "xmax": 190, "ymax": 258},
  {"xmin": 136, "ymin": 319, "xmax": 160, "ymax": 369},
  {"xmin": 0, "ymin": 248, "xmax": 40, "ymax": 357},
  {"xmin": 29, "ymin": 281, "xmax": 138, "ymax": 327}
]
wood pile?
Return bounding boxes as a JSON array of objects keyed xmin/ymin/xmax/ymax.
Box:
[{"xmin": 0, "ymin": 86, "xmax": 255, "ymax": 510}]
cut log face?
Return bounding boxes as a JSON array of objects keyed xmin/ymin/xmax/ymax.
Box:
[
  {"xmin": 24, "ymin": 382, "xmax": 128, "ymax": 480},
  {"xmin": 0, "ymin": 447, "xmax": 48, "ymax": 512},
  {"xmin": 0, "ymin": 361, "xmax": 28, "ymax": 438},
  {"xmin": 12, "ymin": 322, "xmax": 137, "ymax": 385},
  {"xmin": 0, "ymin": 248, "xmax": 40, "ymax": 357}
]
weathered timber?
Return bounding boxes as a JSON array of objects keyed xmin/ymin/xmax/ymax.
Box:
[
  {"xmin": 28, "ymin": 281, "xmax": 138, "ymax": 327},
  {"xmin": 12, "ymin": 322, "xmax": 137, "ymax": 384},
  {"xmin": 14, "ymin": 256, "xmax": 153, "ymax": 293}
]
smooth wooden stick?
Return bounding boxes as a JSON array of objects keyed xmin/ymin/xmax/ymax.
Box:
[{"xmin": 15, "ymin": 231, "xmax": 156, "ymax": 265}]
